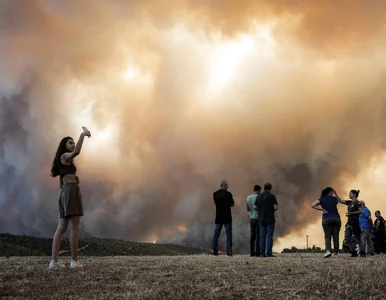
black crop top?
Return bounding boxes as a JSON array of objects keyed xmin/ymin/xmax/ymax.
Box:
[{"xmin": 59, "ymin": 161, "xmax": 77, "ymax": 187}]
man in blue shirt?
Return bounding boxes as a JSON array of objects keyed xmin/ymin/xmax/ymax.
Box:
[{"xmin": 359, "ymin": 200, "xmax": 374, "ymax": 257}]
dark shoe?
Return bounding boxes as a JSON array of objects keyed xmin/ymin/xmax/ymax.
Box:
[{"xmin": 360, "ymin": 251, "xmax": 366, "ymax": 258}]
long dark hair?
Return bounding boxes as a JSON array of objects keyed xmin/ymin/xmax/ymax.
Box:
[
  {"xmin": 50, "ymin": 136, "xmax": 73, "ymax": 177},
  {"xmin": 350, "ymin": 189, "xmax": 360, "ymax": 198},
  {"xmin": 320, "ymin": 187, "xmax": 333, "ymax": 198}
]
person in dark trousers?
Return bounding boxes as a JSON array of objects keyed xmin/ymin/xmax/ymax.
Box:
[
  {"xmin": 334, "ymin": 189, "xmax": 362, "ymax": 257},
  {"xmin": 311, "ymin": 187, "xmax": 342, "ymax": 258},
  {"xmin": 256, "ymin": 183, "xmax": 278, "ymax": 257},
  {"xmin": 212, "ymin": 180, "xmax": 235, "ymax": 256},
  {"xmin": 246, "ymin": 185, "xmax": 261, "ymax": 257},
  {"xmin": 359, "ymin": 200, "xmax": 374, "ymax": 257},
  {"xmin": 374, "ymin": 210, "xmax": 385, "ymax": 254}
]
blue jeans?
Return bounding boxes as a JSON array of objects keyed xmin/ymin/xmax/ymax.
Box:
[
  {"xmin": 260, "ymin": 223, "xmax": 275, "ymax": 257},
  {"xmin": 212, "ymin": 223, "xmax": 232, "ymax": 255}
]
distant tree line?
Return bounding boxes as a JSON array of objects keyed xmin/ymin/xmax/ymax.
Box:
[{"xmin": 281, "ymin": 245, "xmax": 324, "ymax": 253}]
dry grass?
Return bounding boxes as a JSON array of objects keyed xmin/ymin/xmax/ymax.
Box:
[{"xmin": 1, "ymin": 254, "xmax": 385, "ymax": 300}]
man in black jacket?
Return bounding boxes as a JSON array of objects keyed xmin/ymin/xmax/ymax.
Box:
[
  {"xmin": 374, "ymin": 210, "xmax": 385, "ymax": 254},
  {"xmin": 212, "ymin": 180, "xmax": 235, "ymax": 256},
  {"xmin": 256, "ymin": 183, "xmax": 278, "ymax": 257}
]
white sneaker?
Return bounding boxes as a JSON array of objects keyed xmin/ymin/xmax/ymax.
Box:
[
  {"xmin": 323, "ymin": 251, "xmax": 332, "ymax": 258},
  {"xmin": 48, "ymin": 260, "xmax": 66, "ymax": 270},
  {"xmin": 70, "ymin": 260, "xmax": 83, "ymax": 269}
]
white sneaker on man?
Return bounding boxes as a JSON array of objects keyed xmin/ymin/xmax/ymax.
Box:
[
  {"xmin": 323, "ymin": 251, "xmax": 332, "ymax": 258},
  {"xmin": 48, "ymin": 260, "xmax": 66, "ymax": 270},
  {"xmin": 70, "ymin": 260, "xmax": 83, "ymax": 269}
]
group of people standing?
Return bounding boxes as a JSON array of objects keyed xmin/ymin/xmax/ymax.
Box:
[
  {"xmin": 48, "ymin": 128, "xmax": 384, "ymax": 270},
  {"xmin": 211, "ymin": 181, "xmax": 385, "ymax": 258},
  {"xmin": 212, "ymin": 181, "xmax": 278, "ymax": 257},
  {"xmin": 312, "ymin": 187, "xmax": 385, "ymax": 258}
]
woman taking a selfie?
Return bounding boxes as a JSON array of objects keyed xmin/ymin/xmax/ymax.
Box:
[{"xmin": 49, "ymin": 127, "xmax": 91, "ymax": 269}]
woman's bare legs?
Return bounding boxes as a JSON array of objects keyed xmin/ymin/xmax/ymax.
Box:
[
  {"xmin": 69, "ymin": 216, "xmax": 80, "ymax": 261},
  {"xmin": 51, "ymin": 218, "xmax": 70, "ymax": 261}
]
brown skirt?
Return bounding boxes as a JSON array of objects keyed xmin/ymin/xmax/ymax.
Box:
[{"xmin": 58, "ymin": 183, "xmax": 84, "ymax": 218}]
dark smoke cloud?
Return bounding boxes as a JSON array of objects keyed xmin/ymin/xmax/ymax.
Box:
[{"xmin": 1, "ymin": 0, "xmax": 386, "ymax": 252}]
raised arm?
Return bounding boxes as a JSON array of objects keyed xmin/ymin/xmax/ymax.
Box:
[
  {"xmin": 61, "ymin": 129, "xmax": 91, "ymax": 161},
  {"xmin": 333, "ymin": 190, "xmax": 347, "ymax": 205},
  {"xmin": 311, "ymin": 199, "xmax": 327, "ymax": 213}
]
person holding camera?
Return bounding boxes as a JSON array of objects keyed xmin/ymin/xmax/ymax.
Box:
[{"xmin": 49, "ymin": 127, "xmax": 91, "ymax": 269}]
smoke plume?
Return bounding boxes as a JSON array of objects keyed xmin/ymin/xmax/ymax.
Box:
[{"xmin": 1, "ymin": 0, "xmax": 386, "ymax": 252}]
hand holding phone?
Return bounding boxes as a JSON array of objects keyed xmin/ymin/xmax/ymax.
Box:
[{"xmin": 82, "ymin": 126, "xmax": 91, "ymax": 138}]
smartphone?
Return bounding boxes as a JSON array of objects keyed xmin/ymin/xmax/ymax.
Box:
[{"xmin": 82, "ymin": 126, "xmax": 91, "ymax": 138}]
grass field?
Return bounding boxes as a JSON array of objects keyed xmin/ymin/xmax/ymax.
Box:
[{"xmin": 1, "ymin": 254, "xmax": 385, "ymax": 299}]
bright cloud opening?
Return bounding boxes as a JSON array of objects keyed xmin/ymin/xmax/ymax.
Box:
[
  {"xmin": 122, "ymin": 66, "xmax": 153, "ymax": 86},
  {"xmin": 69, "ymin": 100, "xmax": 120, "ymax": 166},
  {"xmin": 208, "ymin": 34, "xmax": 256, "ymax": 91},
  {"xmin": 123, "ymin": 67, "xmax": 139, "ymax": 81}
]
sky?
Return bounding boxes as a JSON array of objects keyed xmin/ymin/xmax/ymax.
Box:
[{"xmin": 1, "ymin": 0, "xmax": 386, "ymax": 252}]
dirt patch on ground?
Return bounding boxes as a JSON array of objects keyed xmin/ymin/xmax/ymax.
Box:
[{"xmin": 0, "ymin": 254, "xmax": 385, "ymax": 299}]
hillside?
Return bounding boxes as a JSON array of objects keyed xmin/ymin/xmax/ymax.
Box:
[{"xmin": 0, "ymin": 233, "xmax": 203, "ymax": 257}]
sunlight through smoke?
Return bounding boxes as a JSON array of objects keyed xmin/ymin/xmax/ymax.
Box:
[
  {"xmin": 123, "ymin": 67, "xmax": 139, "ymax": 81},
  {"xmin": 122, "ymin": 66, "xmax": 153, "ymax": 86},
  {"xmin": 208, "ymin": 34, "xmax": 256, "ymax": 91}
]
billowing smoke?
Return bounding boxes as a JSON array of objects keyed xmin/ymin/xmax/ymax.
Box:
[{"xmin": 1, "ymin": 0, "xmax": 386, "ymax": 253}]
